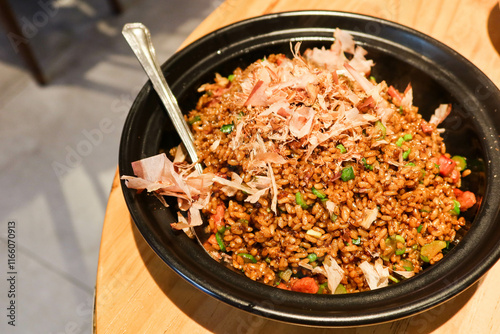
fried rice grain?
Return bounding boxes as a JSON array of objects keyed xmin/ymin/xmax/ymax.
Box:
[{"xmin": 123, "ymin": 29, "xmax": 477, "ymax": 294}]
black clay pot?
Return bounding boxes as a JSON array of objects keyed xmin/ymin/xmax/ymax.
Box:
[{"xmin": 119, "ymin": 11, "xmax": 500, "ymax": 326}]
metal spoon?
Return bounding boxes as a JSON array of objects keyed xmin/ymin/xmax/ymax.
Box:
[{"xmin": 122, "ymin": 23, "xmax": 217, "ymax": 260}]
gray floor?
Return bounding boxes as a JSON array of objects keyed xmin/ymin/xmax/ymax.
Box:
[{"xmin": 0, "ymin": 0, "xmax": 223, "ymax": 332}]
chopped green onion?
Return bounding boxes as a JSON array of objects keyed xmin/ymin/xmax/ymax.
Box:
[
  {"xmin": 403, "ymin": 149, "xmax": 411, "ymax": 160},
  {"xmin": 399, "ymin": 106, "xmax": 404, "ymax": 114},
  {"xmin": 403, "ymin": 133, "xmax": 413, "ymax": 141},
  {"xmin": 352, "ymin": 237, "xmax": 361, "ymax": 245},
  {"xmin": 306, "ymin": 229, "xmax": 323, "ymax": 238},
  {"xmin": 331, "ymin": 213, "xmax": 338, "ymax": 222},
  {"xmin": 307, "ymin": 253, "xmax": 318, "ymax": 262},
  {"xmin": 218, "ymin": 226, "xmax": 227, "ymax": 234},
  {"xmin": 334, "ymin": 283, "xmax": 347, "ymax": 294},
  {"xmin": 227, "ymin": 74, "xmax": 235, "ymax": 81},
  {"xmin": 311, "ymin": 187, "xmax": 327, "ymax": 200},
  {"xmin": 188, "ymin": 115, "xmax": 201, "ymax": 124},
  {"xmin": 237, "ymin": 111, "xmax": 245, "ymax": 119},
  {"xmin": 221, "ymin": 122, "xmax": 235, "ymax": 134},
  {"xmin": 375, "ymin": 121, "xmax": 386, "ymax": 140},
  {"xmin": 362, "ymin": 158, "xmax": 374, "ymax": 171},
  {"xmin": 451, "ymin": 200, "xmax": 461, "ymax": 215},
  {"xmin": 238, "ymin": 253, "xmax": 257, "ymax": 263},
  {"xmin": 420, "ymin": 240, "xmax": 447, "ymax": 262},
  {"xmin": 369, "ymin": 76, "xmax": 376, "ymax": 82},
  {"xmin": 336, "ymin": 144, "xmax": 347, "ymax": 154},
  {"xmin": 388, "ymin": 275, "xmax": 400, "ymax": 283},
  {"xmin": 402, "ymin": 260, "xmax": 414, "ymax": 271},
  {"xmin": 394, "ymin": 235, "xmax": 405, "ymax": 243},
  {"xmin": 317, "ymin": 282, "xmax": 329, "ymax": 294},
  {"xmin": 396, "ymin": 137, "xmax": 404, "ymax": 147},
  {"xmin": 265, "ymin": 257, "xmax": 271, "ymax": 263},
  {"xmin": 417, "ymin": 224, "xmax": 423, "ymax": 233},
  {"xmin": 395, "ymin": 248, "xmax": 406, "ymax": 256},
  {"xmin": 405, "ymin": 162, "xmax": 416, "ymax": 166},
  {"xmin": 385, "ymin": 235, "xmax": 406, "ymax": 256},
  {"xmin": 215, "ymin": 232, "xmax": 226, "ymax": 252},
  {"xmin": 238, "ymin": 219, "xmax": 249, "ymax": 224},
  {"xmin": 295, "ymin": 192, "xmax": 309, "ymax": 209},
  {"xmin": 279, "ymin": 268, "xmax": 293, "ymax": 282},
  {"xmin": 341, "ymin": 166, "xmax": 355, "ymax": 181},
  {"xmin": 452, "ymin": 155, "xmax": 467, "ymax": 171}
]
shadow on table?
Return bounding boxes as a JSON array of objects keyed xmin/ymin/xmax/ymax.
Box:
[
  {"xmin": 488, "ymin": 2, "xmax": 500, "ymax": 56},
  {"xmin": 131, "ymin": 221, "xmax": 480, "ymax": 334}
]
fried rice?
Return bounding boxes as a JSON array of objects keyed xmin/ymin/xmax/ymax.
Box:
[{"xmin": 122, "ymin": 29, "xmax": 476, "ymax": 294}]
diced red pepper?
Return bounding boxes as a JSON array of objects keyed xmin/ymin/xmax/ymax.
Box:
[
  {"xmin": 403, "ymin": 83, "xmax": 412, "ymax": 95},
  {"xmin": 454, "ymin": 189, "xmax": 476, "ymax": 211},
  {"xmin": 438, "ymin": 155, "xmax": 457, "ymax": 177},
  {"xmin": 387, "ymin": 85, "xmax": 403, "ymax": 105},
  {"xmin": 291, "ymin": 277, "xmax": 319, "ymax": 294},
  {"xmin": 211, "ymin": 204, "xmax": 225, "ymax": 233},
  {"xmin": 450, "ymin": 169, "xmax": 461, "ymax": 183},
  {"xmin": 421, "ymin": 120, "xmax": 435, "ymax": 133},
  {"xmin": 277, "ymin": 283, "xmax": 290, "ymax": 290}
]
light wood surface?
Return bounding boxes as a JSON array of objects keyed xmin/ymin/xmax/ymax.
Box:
[{"xmin": 95, "ymin": 1, "xmax": 500, "ymax": 333}]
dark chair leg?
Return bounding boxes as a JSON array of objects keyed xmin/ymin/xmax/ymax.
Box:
[
  {"xmin": 0, "ymin": 0, "xmax": 47, "ymax": 85},
  {"xmin": 108, "ymin": 0, "xmax": 123, "ymax": 14}
]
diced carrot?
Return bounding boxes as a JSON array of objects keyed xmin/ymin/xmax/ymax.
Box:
[
  {"xmin": 212, "ymin": 204, "xmax": 225, "ymax": 232},
  {"xmin": 276, "ymin": 54, "xmax": 286, "ymax": 66},
  {"xmin": 202, "ymin": 242, "xmax": 212, "ymax": 250},
  {"xmin": 277, "ymin": 283, "xmax": 290, "ymax": 290},
  {"xmin": 291, "ymin": 277, "xmax": 319, "ymax": 294},
  {"xmin": 455, "ymin": 190, "xmax": 476, "ymax": 211},
  {"xmin": 421, "ymin": 120, "xmax": 434, "ymax": 133},
  {"xmin": 387, "ymin": 85, "xmax": 403, "ymax": 105},
  {"xmin": 438, "ymin": 155, "xmax": 456, "ymax": 177},
  {"xmin": 208, "ymin": 234, "xmax": 218, "ymax": 247}
]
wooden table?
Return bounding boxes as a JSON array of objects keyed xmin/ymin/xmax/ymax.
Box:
[{"xmin": 94, "ymin": 1, "xmax": 500, "ymax": 333}]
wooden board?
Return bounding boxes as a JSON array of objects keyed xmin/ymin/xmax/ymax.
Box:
[{"xmin": 95, "ymin": 1, "xmax": 500, "ymax": 333}]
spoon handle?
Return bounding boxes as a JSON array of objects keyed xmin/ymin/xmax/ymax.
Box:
[{"xmin": 122, "ymin": 23, "xmax": 201, "ymax": 173}]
